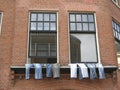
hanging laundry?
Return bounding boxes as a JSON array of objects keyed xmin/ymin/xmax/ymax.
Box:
[
  {"xmin": 34, "ymin": 64, "xmax": 43, "ymax": 79},
  {"xmin": 46, "ymin": 64, "xmax": 53, "ymax": 78},
  {"xmin": 86, "ymin": 63, "xmax": 98, "ymax": 80},
  {"xmin": 78, "ymin": 63, "xmax": 89, "ymax": 80},
  {"xmin": 96, "ymin": 63, "xmax": 105, "ymax": 79},
  {"xmin": 25, "ymin": 64, "xmax": 34, "ymax": 79},
  {"xmin": 52, "ymin": 63, "xmax": 60, "ymax": 78},
  {"xmin": 69, "ymin": 64, "xmax": 77, "ymax": 78}
]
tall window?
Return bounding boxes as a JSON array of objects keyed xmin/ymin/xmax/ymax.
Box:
[
  {"xmin": 112, "ymin": 20, "xmax": 120, "ymax": 41},
  {"xmin": 112, "ymin": 20, "xmax": 120, "ymax": 64},
  {"xmin": 69, "ymin": 13, "xmax": 98, "ymax": 63},
  {"xmin": 29, "ymin": 12, "xmax": 57, "ymax": 63}
]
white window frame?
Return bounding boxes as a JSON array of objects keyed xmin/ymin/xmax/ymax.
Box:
[
  {"xmin": 68, "ymin": 12, "xmax": 100, "ymax": 63},
  {"xmin": 0, "ymin": 12, "xmax": 3, "ymax": 35},
  {"xmin": 27, "ymin": 11, "xmax": 59, "ymax": 64}
]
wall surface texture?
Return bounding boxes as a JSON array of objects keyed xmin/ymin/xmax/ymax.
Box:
[{"xmin": 0, "ymin": 0, "xmax": 120, "ymax": 90}]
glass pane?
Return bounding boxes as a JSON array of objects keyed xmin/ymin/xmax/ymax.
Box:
[
  {"xmin": 70, "ymin": 14, "xmax": 75, "ymax": 22},
  {"xmin": 38, "ymin": 14, "xmax": 43, "ymax": 21},
  {"xmin": 44, "ymin": 14, "xmax": 49, "ymax": 21},
  {"xmin": 77, "ymin": 23, "xmax": 82, "ymax": 31},
  {"xmin": 114, "ymin": 23, "xmax": 117, "ymax": 29},
  {"xmin": 50, "ymin": 23, "xmax": 56, "ymax": 31},
  {"xmin": 50, "ymin": 44, "xmax": 56, "ymax": 51},
  {"xmin": 37, "ymin": 51, "xmax": 48, "ymax": 56},
  {"xmin": 38, "ymin": 23, "xmax": 43, "ymax": 30},
  {"xmin": 50, "ymin": 14, "xmax": 56, "ymax": 21},
  {"xmin": 44, "ymin": 23, "xmax": 49, "ymax": 30},
  {"xmin": 76, "ymin": 14, "xmax": 81, "ymax": 22},
  {"xmin": 50, "ymin": 51, "xmax": 57, "ymax": 56},
  {"xmin": 70, "ymin": 23, "xmax": 76, "ymax": 31},
  {"xmin": 83, "ymin": 23, "xmax": 88, "ymax": 31},
  {"xmin": 117, "ymin": 25, "xmax": 119, "ymax": 32},
  {"xmin": 31, "ymin": 22, "xmax": 37, "ymax": 30},
  {"xmin": 89, "ymin": 23, "xmax": 95, "ymax": 31},
  {"xmin": 31, "ymin": 13, "xmax": 37, "ymax": 21},
  {"xmin": 88, "ymin": 15, "xmax": 94, "ymax": 22},
  {"xmin": 82, "ymin": 14, "xmax": 88, "ymax": 22},
  {"xmin": 37, "ymin": 44, "xmax": 48, "ymax": 50}
]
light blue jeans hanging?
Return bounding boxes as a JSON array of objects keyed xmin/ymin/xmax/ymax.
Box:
[
  {"xmin": 46, "ymin": 64, "xmax": 53, "ymax": 78},
  {"xmin": 78, "ymin": 63, "xmax": 89, "ymax": 80},
  {"xmin": 69, "ymin": 64, "xmax": 77, "ymax": 78},
  {"xmin": 96, "ymin": 63, "xmax": 105, "ymax": 79},
  {"xmin": 34, "ymin": 64, "xmax": 43, "ymax": 79},
  {"xmin": 86, "ymin": 64, "xmax": 98, "ymax": 80},
  {"xmin": 52, "ymin": 63, "xmax": 60, "ymax": 78},
  {"xmin": 25, "ymin": 64, "xmax": 34, "ymax": 79}
]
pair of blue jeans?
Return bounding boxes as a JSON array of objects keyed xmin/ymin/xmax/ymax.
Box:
[
  {"xmin": 25, "ymin": 64, "xmax": 34, "ymax": 79},
  {"xmin": 25, "ymin": 64, "xmax": 42, "ymax": 79},
  {"xmin": 46, "ymin": 64, "xmax": 53, "ymax": 77},
  {"xmin": 96, "ymin": 64, "xmax": 105, "ymax": 79},
  {"xmin": 52, "ymin": 63, "xmax": 60, "ymax": 78},
  {"xmin": 34, "ymin": 64, "xmax": 43, "ymax": 79},
  {"xmin": 86, "ymin": 64, "xmax": 98, "ymax": 80}
]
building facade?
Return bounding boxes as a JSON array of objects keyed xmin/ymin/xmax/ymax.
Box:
[{"xmin": 0, "ymin": 0, "xmax": 120, "ymax": 90}]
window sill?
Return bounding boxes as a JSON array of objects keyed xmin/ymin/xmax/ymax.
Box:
[{"xmin": 10, "ymin": 65, "xmax": 117, "ymax": 74}]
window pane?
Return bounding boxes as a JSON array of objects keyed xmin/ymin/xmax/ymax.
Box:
[
  {"xmin": 44, "ymin": 14, "xmax": 49, "ymax": 21},
  {"xmin": 44, "ymin": 23, "xmax": 49, "ymax": 30},
  {"xmin": 83, "ymin": 23, "xmax": 88, "ymax": 31},
  {"xmin": 70, "ymin": 23, "xmax": 76, "ymax": 31},
  {"xmin": 31, "ymin": 14, "xmax": 37, "ymax": 21},
  {"xmin": 82, "ymin": 14, "xmax": 88, "ymax": 22},
  {"xmin": 38, "ymin": 23, "xmax": 43, "ymax": 30},
  {"xmin": 70, "ymin": 34, "xmax": 97, "ymax": 63},
  {"xmin": 50, "ymin": 23, "xmax": 56, "ymax": 31},
  {"xmin": 88, "ymin": 15, "xmax": 94, "ymax": 22},
  {"xmin": 76, "ymin": 14, "xmax": 81, "ymax": 22},
  {"xmin": 89, "ymin": 23, "xmax": 95, "ymax": 31},
  {"xmin": 77, "ymin": 23, "xmax": 82, "ymax": 31},
  {"xmin": 37, "ymin": 44, "xmax": 48, "ymax": 50},
  {"xmin": 50, "ymin": 14, "xmax": 56, "ymax": 21},
  {"xmin": 117, "ymin": 25, "xmax": 119, "ymax": 32},
  {"xmin": 114, "ymin": 23, "xmax": 117, "ymax": 29},
  {"xmin": 38, "ymin": 14, "xmax": 43, "ymax": 21},
  {"xmin": 37, "ymin": 51, "xmax": 48, "ymax": 56},
  {"xmin": 31, "ymin": 22, "xmax": 37, "ymax": 30},
  {"xmin": 70, "ymin": 14, "xmax": 75, "ymax": 22}
]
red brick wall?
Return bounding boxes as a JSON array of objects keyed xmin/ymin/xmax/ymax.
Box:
[
  {"xmin": 0, "ymin": 0, "xmax": 15, "ymax": 89},
  {"xmin": 0, "ymin": 0, "xmax": 120, "ymax": 89}
]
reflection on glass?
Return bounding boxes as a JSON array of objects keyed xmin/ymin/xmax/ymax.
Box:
[
  {"xmin": 88, "ymin": 15, "xmax": 94, "ymax": 22},
  {"xmin": 50, "ymin": 14, "xmax": 56, "ymax": 21},
  {"xmin": 77, "ymin": 23, "xmax": 82, "ymax": 31},
  {"xmin": 83, "ymin": 23, "xmax": 88, "ymax": 31},
  {"xmin": 89, "ymin": 23, "xmax": 95, "ymax": 31},
  {"xmin": 31, "ymin": 22, "xmax": 36, "ymax": 30},
  {"xmin": 70, "ymin": 23, "xmax": 76, "ymax": 31},
  {"xmin": 38, "ymin": 23, "xmax": 43, "ymax": 30},
  {"xmin": 44, "ymin": 14, "xmax": 49, "ymax": 21},
  {"xmin": 76, "ymin": 15, "xmax": 81, "ymax": 22},
  {"xmin": 44, "ymin": 23, "xmax": 49, "ymax": 30},
  {"xmin": 70, "ymin": 14, "xmax": 75, "ymax": 22},
  {"xmin": 50, "ymin": 23, "xmax": 56, "ymax": 31},
  {"xmin": 82, "ymin": 15, "xmax": 88, "ymax": 22},
  {"xmin": 31, "ymin": 14, "xmax": 37, "ymax": 21},
  {"xmin": 38, "ymin": 14, "xmax": 43, "ymax": 21}
]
